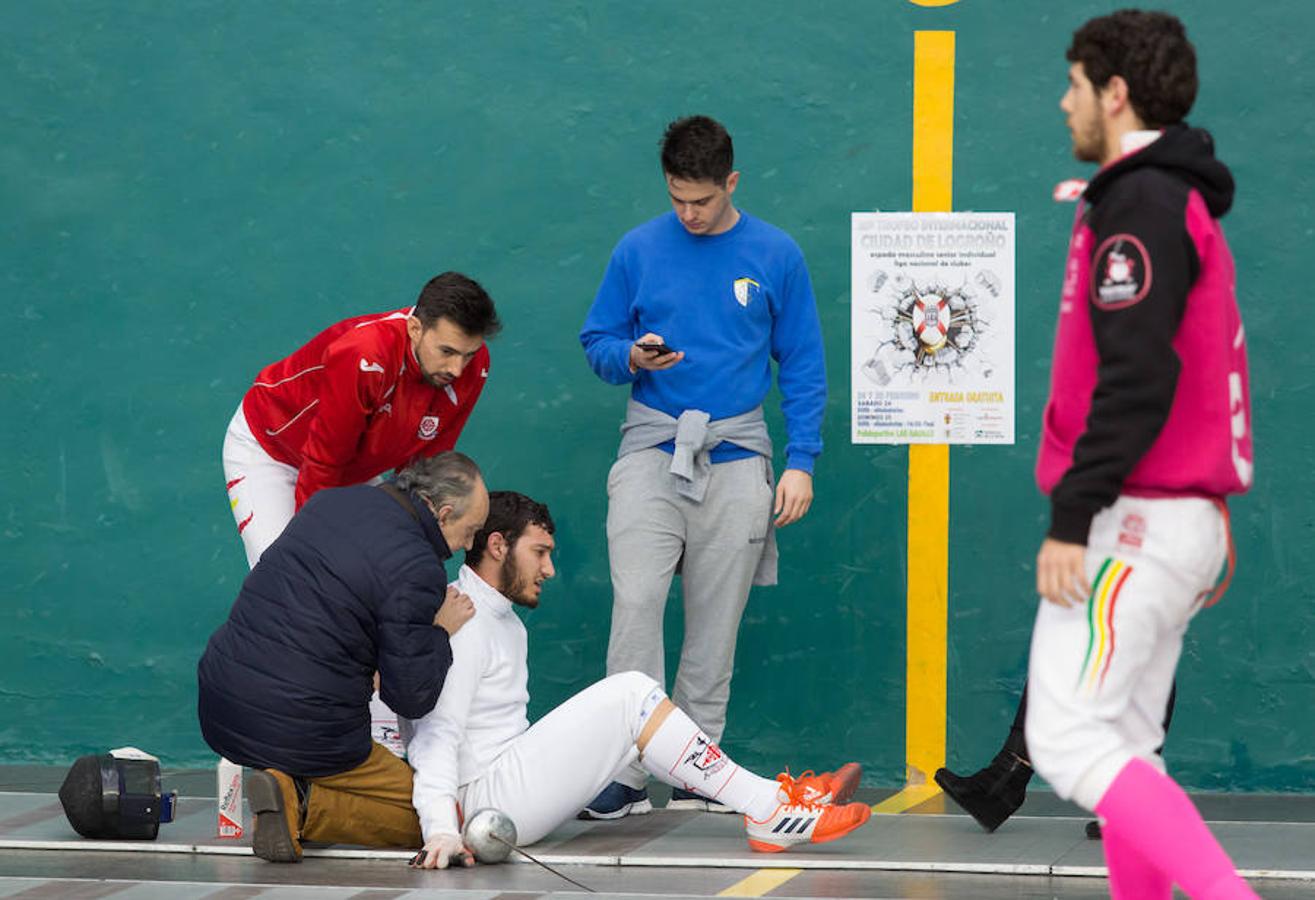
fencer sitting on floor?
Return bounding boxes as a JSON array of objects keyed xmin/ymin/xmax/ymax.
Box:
[{"xmin": 402, "ymin": 490, "xmax": 871, "ymax": 869}]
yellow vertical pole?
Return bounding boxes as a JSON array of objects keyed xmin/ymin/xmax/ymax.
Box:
[
  {"xmin": 905, "ymin": 28, "xmax": 955, "ymax": 792},
  {"xmin": 873, "ymin": 28, "xmax": 957, "ymax": 816}
]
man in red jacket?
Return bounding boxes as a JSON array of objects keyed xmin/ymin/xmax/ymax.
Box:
[
  {"xmin": 221, "ymin": 272, "xmax": 498, "ymax": 755},
  {"xmin": 223, "ymin": 271, "xmax": 500, "ymax": 568}
]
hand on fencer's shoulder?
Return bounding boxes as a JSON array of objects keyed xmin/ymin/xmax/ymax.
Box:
[
  {"xmin": 1036, "ymin": 537, "xmax": 1090, "ymax": 608},
  {"xmin": 773, "ymin": 468, "xmax": 814, "ymax": 528},
  {"xmin": 411, "ymin": 832, "xmax": 474, "ymax": 869},
  {"xmin": 629, "ymin": 332, "xmax": 685, "ymax": 372},
  {"xmin": 434, "ymin": 586, "xmax": 476, "ymax": 635}
]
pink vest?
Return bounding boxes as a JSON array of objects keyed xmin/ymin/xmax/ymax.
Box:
[{"xmin": 1036, "ymin": 192, "xmax": 1254, "ymax": 499}]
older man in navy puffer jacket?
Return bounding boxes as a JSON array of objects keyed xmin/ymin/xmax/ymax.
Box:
[{"xmin": 198, "ymin": 451, "xmax": 488, "ymax": 862}]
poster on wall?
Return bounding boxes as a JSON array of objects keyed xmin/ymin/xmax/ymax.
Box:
[{"xmin": 851, "ymin": 211, "xmax": 1016, "ymax": 445}]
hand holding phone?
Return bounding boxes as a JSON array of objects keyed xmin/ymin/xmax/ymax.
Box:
[{"xmin": 630, "ymin": 333, "xmax": 684, "ymax": 372}]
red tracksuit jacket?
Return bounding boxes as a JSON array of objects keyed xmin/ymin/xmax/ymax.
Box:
[{"xmin": 241, "ymin": 308, "xmax": 489, "ymax": 508}]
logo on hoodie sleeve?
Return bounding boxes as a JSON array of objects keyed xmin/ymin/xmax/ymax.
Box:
[{"xmin": 1091, "ymin": 234, "xmax": 1152, "ymax": 309}]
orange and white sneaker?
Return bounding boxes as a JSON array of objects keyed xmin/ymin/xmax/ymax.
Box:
[
  {"xmin": 793, "ymin": 763, "xmax": 863, "ymax": 805},
  {"xmin": 745, "ymin": 772, "xmax": 872, "ymax": 853}
]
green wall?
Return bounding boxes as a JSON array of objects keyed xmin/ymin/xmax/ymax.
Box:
[{"xmin": 2, "ymin": 1, "xmax": 1310, "ymax": 791}]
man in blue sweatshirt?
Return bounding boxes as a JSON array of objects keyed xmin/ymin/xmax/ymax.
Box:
[{"xmin": 579, "ymin": 115, "xmax": 827, "ymax": 817}]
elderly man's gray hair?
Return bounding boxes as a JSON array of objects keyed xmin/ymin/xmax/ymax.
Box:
[{"xmin": 395, "ymin": 452, "xmax": 483, "ymax": 515}]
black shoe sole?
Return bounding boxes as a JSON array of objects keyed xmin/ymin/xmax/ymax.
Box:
[
  {"xmin": 246, "ymin": 771, "xmax": 302, "ymax": 863},
  {"xmin": 667, "ymin": 796, "xmax": 736, "ymax": 813}
]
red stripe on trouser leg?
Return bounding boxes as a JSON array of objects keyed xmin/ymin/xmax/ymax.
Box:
[
  {"xmin": 1098, "ymin": 565, "xmax": 1133, "ymax": 688},
  {"xmin": 237, "ymin": 512, "xmax": 254, "ymax": 534}
]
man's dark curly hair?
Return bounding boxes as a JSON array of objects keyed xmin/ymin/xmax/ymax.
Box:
[
  {"xmin": 660, "ymin": 115, "xmax": 734, "ymax": 185},
  {"xmin": 414, "ymin": 271, "xmax": 502, "ymax": 338},
  {"xmin": 466, "ymin": 491, "xmax": 555, "ymax": 567},
  {"xmin": 1067, "ymin": 9, "xmax": 1197, "ymax": 128}
]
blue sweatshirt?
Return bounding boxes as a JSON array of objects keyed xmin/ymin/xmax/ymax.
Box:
[{"xmin": 579, "ymin": 211, "xmax": 826, "ymax": 473}]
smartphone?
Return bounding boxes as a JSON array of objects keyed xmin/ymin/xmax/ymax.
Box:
[{"xmin": 637, "ymin": 341, "xmax": 677, "ymax": 355}]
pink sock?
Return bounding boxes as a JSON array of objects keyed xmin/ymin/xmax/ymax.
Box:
[
  {"xmin": 1102, "ymin": 821, "xmax": 1171, "ymax": 899},
  {"xmin": 1094, "ymin": 758, "xmax": 1258, "ymax": 899}
]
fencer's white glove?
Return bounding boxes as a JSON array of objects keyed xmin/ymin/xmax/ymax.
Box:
[{"xmin": 413, "ymin": 832, "xmax": 474, "ymax": 869}]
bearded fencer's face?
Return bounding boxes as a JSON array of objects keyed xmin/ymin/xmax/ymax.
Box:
[{"xmin": 498, "ymin": 524, "xmax": 556, "ymax": 609}]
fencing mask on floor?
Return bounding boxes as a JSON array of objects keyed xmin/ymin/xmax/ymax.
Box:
[{"xmin": 59, "ymin": 747, "xmax": 178, "ymax": 840}]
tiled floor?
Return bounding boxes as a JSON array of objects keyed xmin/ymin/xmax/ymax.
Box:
[{"xmin": 1, "ymin": 767, "xmax": 1311, "ymax": 899}]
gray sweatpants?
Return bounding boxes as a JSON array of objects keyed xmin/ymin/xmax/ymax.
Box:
[{"xmin": 604, "ymin": 447, "xmax": 774, "ymax": 779}]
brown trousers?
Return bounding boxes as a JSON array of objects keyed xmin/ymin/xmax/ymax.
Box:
[{"xmin": 300, "ymin": 742, "xmax": 422, "ymax": 848}]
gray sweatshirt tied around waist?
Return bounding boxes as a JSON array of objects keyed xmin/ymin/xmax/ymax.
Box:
[
  {"xmin": 618, "ymin": 398, "xmax": 772, "ymax": 503},
  {"xmin": 617, "ymin": 399, "xmax": 778, "ymax": 585}
]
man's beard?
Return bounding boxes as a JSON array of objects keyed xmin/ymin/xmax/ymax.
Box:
[
  {"xmin": 422, "ymin": 368, "xmax": 453, "ymax": 388},
  {"xmin": 1072, "ymin": 116, "xmax": 1105, "ymax": 163},
  {"xmin": 500, "ymin": 555, "xmax": 538, "ymax": 609}
]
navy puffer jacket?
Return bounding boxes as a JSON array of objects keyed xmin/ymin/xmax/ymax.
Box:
[{"xmin": 197, "ymin": 484, "xmax": 454, "ymax": 776}]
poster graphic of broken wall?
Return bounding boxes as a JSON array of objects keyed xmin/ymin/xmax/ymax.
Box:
[{"xmin": 851, "ymin": 212, "xmax": 1015, "ymax": 445}]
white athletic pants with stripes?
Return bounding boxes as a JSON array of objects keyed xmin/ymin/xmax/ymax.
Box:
[
  {"xmin": 221, "ymin": 404, "xmax": 403, "ymax": 757},
  {"xmin": 221, "ymin": 405, "xmax": 298, "ymax": 569},
  {"xmin": 1025, "ymin": 495, "xmax": 1229, "ymax": 811}
]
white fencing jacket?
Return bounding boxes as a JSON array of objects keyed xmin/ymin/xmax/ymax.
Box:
[{"xmin": 402, "ymin": 565, "xmax": 530, "ymax": 838}]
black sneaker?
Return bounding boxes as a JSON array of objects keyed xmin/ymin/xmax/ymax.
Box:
[
  {"xmin": 1086, "ymin": 819, "xmax": 1102, "ymax": 840},
  {"xmin": 578, "ymin": 781, "xmax": 652, "ymax": 820},
  {"xmin": 667, "ymin": 787, "xmax": 735, "ymax": 813},
  {"xmin": 933, "ymin": 751, "xmax": 1033, "ymax": 833}
]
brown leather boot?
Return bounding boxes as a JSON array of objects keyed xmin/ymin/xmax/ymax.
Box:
[{"xmin": 247, "ymin": 769, "xmax": 304, "ymax": 862}]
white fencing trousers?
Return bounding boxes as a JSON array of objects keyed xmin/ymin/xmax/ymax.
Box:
[
  {"xmin": 1025, "ymin": 496, "xmax": 1229, "ymax": 811},
  {"xmin": 221, "ymin": 403, "xmax": 403, "ymax": 755},
  {"xmin": 221, "ymin": 404, "xmax": 298, "ymax": 569},
  {"xmin": 458, "ymin": 671, "xmax": 664, "ymax": 845}
]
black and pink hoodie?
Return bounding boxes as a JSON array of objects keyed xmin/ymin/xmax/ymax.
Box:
[{"xmin": 1036, "ymin": 125, "xmax": 1254, "ymax": 544}]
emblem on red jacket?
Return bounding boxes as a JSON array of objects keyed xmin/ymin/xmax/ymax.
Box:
[
  {"xmin": 1092, "ymin": 234, "xmax": 1151, "ymax": 308},
  {"xmin": 417, "ymin": 415, "xmax": 440, "ymax": 440}
]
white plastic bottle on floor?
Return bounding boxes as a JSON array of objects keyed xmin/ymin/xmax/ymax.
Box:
[{"xmin": 217, "ymin": 757, "xmax": 244, "ymax": 838}]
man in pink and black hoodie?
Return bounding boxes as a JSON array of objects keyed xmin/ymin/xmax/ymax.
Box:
[{"xmin": 1022, "ymin": 10, "xmax": 1257, "ymax": 898}]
